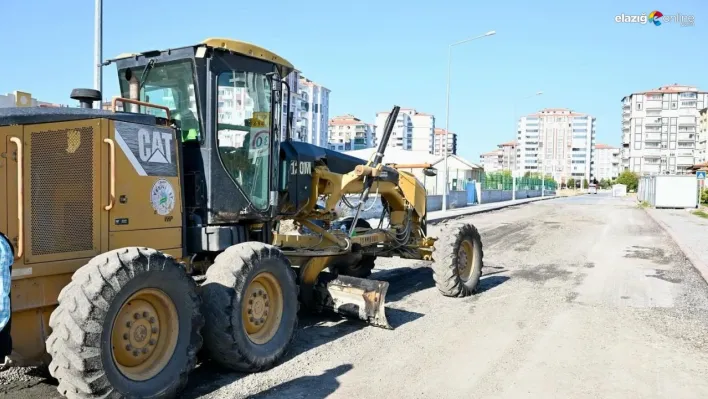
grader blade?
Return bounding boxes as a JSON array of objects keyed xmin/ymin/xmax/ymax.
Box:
[{"xmin": 315, "ymin": 275, "xmax": 392, "ymax": 329}]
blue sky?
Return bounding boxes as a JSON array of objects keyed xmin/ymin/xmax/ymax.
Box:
[{"xmin": 0, "ymin": 0, "xmax": 706, "ymax": 162}]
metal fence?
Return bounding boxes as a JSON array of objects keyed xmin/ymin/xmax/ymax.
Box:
[{"xmin": 481, "ymin": 174, "xmax": 557, "ymax": 191}]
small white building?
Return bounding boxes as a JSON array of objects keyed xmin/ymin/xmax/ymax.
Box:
[{"xmin": 0, "ymin": 91, "xmax": 65, "ymax": 108}]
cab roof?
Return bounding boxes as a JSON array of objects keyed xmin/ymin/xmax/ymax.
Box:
[{"xmin": 112, "ymin": 38, "xmax": 294, "ymax": 76}]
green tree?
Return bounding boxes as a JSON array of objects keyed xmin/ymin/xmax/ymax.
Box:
[
  {"xmin": 567, "ymin": 178, "xmax": 575, "ymax": 189},
  {"xmin": 615, "ymin": 170, "xmax": 639, "ymax": 192},
  {"xmin": 583, "ymin": 178, "xmax": 589, "ymax": 188}
]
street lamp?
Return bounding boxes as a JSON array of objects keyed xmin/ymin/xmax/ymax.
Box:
[
  {"xmin": 442, "ymin": 30, "xmax": 496, "ymax": 211},
  {"xmin": 512, "ymin": 91, "xmax": 543, "ymax": 200}
]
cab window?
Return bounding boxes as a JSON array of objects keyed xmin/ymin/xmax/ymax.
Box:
[{"xmin": 119, "ymin": 60, "xmax": 201, "ymax": 142}]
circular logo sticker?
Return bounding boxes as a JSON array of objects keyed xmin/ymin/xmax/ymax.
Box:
[{"xmin": 150, "ymin": 179, "xmax": 175, "ymax": 216}]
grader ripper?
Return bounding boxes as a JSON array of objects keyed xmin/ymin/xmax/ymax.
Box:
[{"xmin": 0, "ymin": 38, "xmax": 485, "ymax": 398}]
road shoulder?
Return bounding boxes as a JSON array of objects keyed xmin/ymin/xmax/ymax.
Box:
[
  {"xmin": 644, "ymin": 207, "xmax": 708, "ymax": 285},
  {"xmin": 427, "ymin": 195, "xmax": 560, "ymax": 223}
]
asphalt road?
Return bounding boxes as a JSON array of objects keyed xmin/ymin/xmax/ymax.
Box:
[{"xmin": 4, "ymin": 193, "xmax": 708, "ymax": 398}]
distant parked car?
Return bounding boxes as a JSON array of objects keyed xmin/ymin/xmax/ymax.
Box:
[{"xmin": 588, "ymin": 183, "xmax": 598, "ymax": 194}]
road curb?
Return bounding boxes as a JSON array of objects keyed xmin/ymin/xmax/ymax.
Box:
[
  {"xmin": 428, "ymin": 195, "xmax": 562, "ymax": 225},
  {"xmin": 643, "ymin": 208, "xmax": 708, "ymax": 285}
]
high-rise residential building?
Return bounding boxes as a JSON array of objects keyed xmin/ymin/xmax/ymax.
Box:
[
  {"xmin": 621, "ymin": 84, "xmax": 708, "ymax": 175},
  {"xmin": 328, "ymin": 114, "xmax": 376, "ymax": 151},
  {"xmin": 594, "ymin": 143, "xmax": 621, "ymax": 181},
  {"xmin": 479, "ymin": 141, "xmax": 516, "ymax": 172},
  {"xmin": 432, "ymin": 128, "xmax": 457, "ymax": 156},
  {"xmin": 295, "ymin": 76, "xmax": 330, "ymax": 147},
  {"xmin": 698, "ymin": 108, "xmax": 708, "ymax": 164},
  {"xmin": 399, "ymin": 108, "xmax": 435, "ymax": 152},
  {"xmin": 516, "ymin": 108, "xmax": 596, "ymax": 184},
  {"xmin": 375, "ymin": 110, "xmax": 413, "ymax": 150}
]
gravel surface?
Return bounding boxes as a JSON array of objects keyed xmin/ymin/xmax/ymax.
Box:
[{"xmin": 5, "ymin": 193, "xmax": 708, "ymax": 398}]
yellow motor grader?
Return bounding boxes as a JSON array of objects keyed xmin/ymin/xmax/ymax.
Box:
[{"xmin": 0, "ymin": 38, "xmax": 484, "ymax": 398}]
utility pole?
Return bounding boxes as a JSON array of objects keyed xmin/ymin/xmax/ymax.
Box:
[
  {"xmin": 442, "ymin": 30, "xmax": 496, "ymax": 211},
  {"xmin": 94, "ymin": 0, "xmax": 103, "ymax": 108}
]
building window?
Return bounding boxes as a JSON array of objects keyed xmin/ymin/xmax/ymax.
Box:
[{"xmin": 636, "ymin": 103, "xmax": 642, "ymax": 110}]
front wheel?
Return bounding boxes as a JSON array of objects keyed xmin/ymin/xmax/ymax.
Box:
[
  {"xmin": 432, "ymin": 223, "xmax": 484, "ymax": 297},
  {"xmin": 200, "ymin": 242, "xmax": 298, "ymax": 372},
  {"xmin": 46, "ymin": 247, "xmax": 204, "ymax": 399}
]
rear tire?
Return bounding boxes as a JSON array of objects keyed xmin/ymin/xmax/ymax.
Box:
[
  {"xmin": 46, "ymin": 247, "xmax": 204, "ymax": 399},
  {"xmin": 432, "ymin": 223, "xmax": 484, "ymax": 297},
  {"xmin": 200, "ymin": 242, "xmax": 298, "ymax": 372}
]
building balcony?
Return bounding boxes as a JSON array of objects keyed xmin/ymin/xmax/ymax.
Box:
[{"xmin": 642, "ymin": 149, "xmax": 663, "ymax": 157}]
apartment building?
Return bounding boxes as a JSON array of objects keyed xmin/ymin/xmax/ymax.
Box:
[
  {"xmin": 621, "ymin": 84, "xmax": 708, "ymax": 175},
  {"xmin": 480, "ymin": 149, "xmax": 502, "ymax": 172},
  {"xmin": 432, "ymin": 128, "xmax": 457, "ymax": 156},
  {"xmin": 479, "ymin": 141, "xmax": 516, "ymax": 172},
  {"xmin": 399, "ymin": 108, "xmax": 435, "ymax": 152},
  {"xmin": 696, "ymin": 108, "xmax": 708, "ymax": 164},
  {"xmin": 375, "ymin": 110, "xmax": 413, "ymax": 150},
  {"xmin": 516, "ymin": 108, "xmax": 596, "ymax": 184},
  {"xmin": 295, "ymin": 76, "xmax": 330, "ymax": 147},
  {"xmin": 328, "ymin": 114, "xmax": 376, "ymax": 151},
  {"xmin": 498, "ymin": 141, "xmax": 516, "ymax": 171},
  {"xmin": 594, "ymin": 143, "xmax": 620, "ymax": 181}
]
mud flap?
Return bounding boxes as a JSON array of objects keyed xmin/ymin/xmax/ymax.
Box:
[{"xmin": 314, "ymin": 274, "xmax": 392, "ymax": 329}]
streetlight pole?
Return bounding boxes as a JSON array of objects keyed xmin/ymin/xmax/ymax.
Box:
[
  {"xmin": 94, "ymin": 0, "xmax": 103, "ymax": 108},
  {"xmin": 442, "ymin": 30, "xmax": 496, "ymax": 211},
  {"xmin": 512, "ymin": 91, "xmax": 543, "ymax": 201}
]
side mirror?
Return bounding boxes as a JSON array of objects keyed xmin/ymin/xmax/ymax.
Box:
[{"xmin": 423, "ymin": 168, "xmax": 437, "ymax": 177}]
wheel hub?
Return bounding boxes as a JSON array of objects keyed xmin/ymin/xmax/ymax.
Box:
[
  {"xmin": 111, "ymin": 288, "xmax": 178, "ymax": 381},
  {"xmin": 247, "ymin": 287, "xmax": 270, "ymax": 325},
  {"xmin": 116, "ymin": 300, "xmax": 160, "ymax": 364},
  {"xmin": 242, "ymin": 273, "xmax": 283, "ymax": 344},
  {"xmin": 457, "ymin": 240, "xmax": 474, "ymax": 282}
]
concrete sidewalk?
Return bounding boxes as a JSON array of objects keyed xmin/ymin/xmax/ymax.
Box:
[
  {"xmin": 427, "ymin": 195, "xmax": 559, "ymax": 223},
  {"xmin": 645, "ymin": 207, "xmax": 708, "ymax": 285}
]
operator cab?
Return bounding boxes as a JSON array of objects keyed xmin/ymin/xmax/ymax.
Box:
[{"xmin": 111, "ymin": 39, "xmax": 293, "ymax": 238}]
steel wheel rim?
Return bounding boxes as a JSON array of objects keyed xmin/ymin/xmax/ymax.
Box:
[
  {"xmin": 110, "ymin": 288, "xmax": 179, "ymax": 381},
  {"xmin": 457, "ymin": 240, "xmax": 475, "ymax": 282},
  {"xmin": 242, "ymin": 272, "xmax": 284, "ymax": 344}
]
